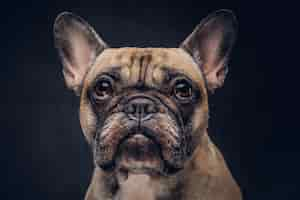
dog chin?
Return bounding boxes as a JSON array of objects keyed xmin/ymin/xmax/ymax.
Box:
[{"xmin": 114, "ymin": 134, "xmax": 164, "ymax": 175}]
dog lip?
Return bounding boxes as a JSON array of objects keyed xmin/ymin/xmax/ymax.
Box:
[
  {"xmin": 161, "ymin": 159, "xmax": 183, "ymax": 175},
  {"xmin": 98, "ymin": 160, "xmax": 116, "ymax": 172}
]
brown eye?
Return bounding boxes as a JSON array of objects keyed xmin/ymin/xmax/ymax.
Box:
[
  {"xmin": 173, "ymin": 79, "xmax": 193, "ymax": 101},
  {"xmin": 93, "ymin": 76, "xmax": 114, "ymax": 100}
]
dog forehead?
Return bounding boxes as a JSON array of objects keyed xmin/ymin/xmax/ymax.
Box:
[{"xmin": 84, "ymin": 48, "xmax": 205, "ymax": 86}]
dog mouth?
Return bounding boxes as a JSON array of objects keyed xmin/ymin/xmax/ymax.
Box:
[
  {"xmin": 98, "ymin": 127, "xmax": 183, "ymax": 175},
  {"xmin": 115, "ymin": 132, "xmax": 163, "ymax": 174}
]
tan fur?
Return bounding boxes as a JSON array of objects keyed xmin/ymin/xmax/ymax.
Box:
[
  {"xmin": 80, "ymin": 48, "xmax": 208, "ymax": 143},
  {"xmin": 79, "ymin": 48, "xmax": 241, "ymax": 200},
  {"xmin": 85, "ymin": 133, "xmax": 241, "ymax": 200},
  {"xmin": 54, "ymin": 11, "xmax": 241, "ymax": 200}
]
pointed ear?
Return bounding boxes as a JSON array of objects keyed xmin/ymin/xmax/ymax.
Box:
[
  {"xmin": 53, "ymin": 12, "xmax": 108, "ymax": 95},
  {"xmin": 180, "ymin": 10, "xmax": 237, "ymax": 92}
]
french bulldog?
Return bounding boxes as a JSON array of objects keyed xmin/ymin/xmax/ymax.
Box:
[{"xmin": 53, "ymin": 9, "xmax": 242, "ymax": 200}]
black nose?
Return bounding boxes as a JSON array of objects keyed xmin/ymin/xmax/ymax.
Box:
[{"xmin": 124, "ymin": 97, "xmax": 158, "ymax": 121}]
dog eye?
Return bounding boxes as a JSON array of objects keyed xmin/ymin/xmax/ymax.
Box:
[
  {"xmin": 93, "ymin": 76, "xmax": 114, "ymax": 100},
  {"xmin": 173, "ymin": 79, "xmax": 193, "ymax": 101}
]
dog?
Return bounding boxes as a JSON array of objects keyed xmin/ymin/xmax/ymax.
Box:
[{"xmin": 53, "ymin": 9, "xmax": 242, "ymax": 200}]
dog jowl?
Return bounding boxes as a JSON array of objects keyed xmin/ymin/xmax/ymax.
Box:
[{"xmin": 54, "ymin": 10, "xmax": 242, "ymax": 200}]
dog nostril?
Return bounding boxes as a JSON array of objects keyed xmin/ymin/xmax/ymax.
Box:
[{"xmin": 167, "ymin": 140, "xmax": 172, "ymax": 145}]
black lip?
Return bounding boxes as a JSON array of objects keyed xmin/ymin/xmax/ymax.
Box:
[
  {"xmin": 162, "ymin": 160, "xmax": 183, "ymax": 175},
  {"xmin": 99, "ymin": 160, "xmax": 116, "ymax": 172}
]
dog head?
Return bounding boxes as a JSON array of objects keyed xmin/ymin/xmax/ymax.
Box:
[{"xmin": 53, "ymin": 10, "xmax": 237, "ymax": 176}]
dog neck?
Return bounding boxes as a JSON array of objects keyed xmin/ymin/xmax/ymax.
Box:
[
  {"xmin": 113, "ymin": 174, "xmax": 158, "ymax": 200},
  {"xmin": 86, "ymin": 166, "xmax": 182, "ymax": 200}
]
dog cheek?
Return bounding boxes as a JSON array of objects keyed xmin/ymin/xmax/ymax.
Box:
[
  {"xmin": 148, "ymin": 114, "xmax": 185, "ymax": 168},
  {"xmin": 79, "ymin": 101, "xmax": 98, "ymax": 144},
  {"xmin": 191, "ymin": 105, "xmax": 209, "ymax": 134},
  {"xmin": 187, "ymin": 105, "xmax": 209, "ymax": 153},
  {"xmin": 94, "ymin": 113, "xmax": 133, "ymax": 167}
]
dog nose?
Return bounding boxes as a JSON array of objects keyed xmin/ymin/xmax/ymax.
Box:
[{"xmin": 124, "ymin": 97, "xmax": 158, "ymax": 121}]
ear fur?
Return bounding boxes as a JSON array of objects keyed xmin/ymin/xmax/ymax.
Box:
[
  {"xmin": 180, "ymin": 9, "xmax": 237, "ymax": 92},
  {"xmin": 54, "ymin": 12, "xmax": 108, "ymax": 95}
]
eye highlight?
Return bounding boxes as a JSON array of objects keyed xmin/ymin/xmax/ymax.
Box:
[
  {"xmin": 92, "ymin": 75, "xmax": 114, "ymax": 101},
  {"xmin": 173, "ymin": 78, "xmax": 194, "ymax": 101}
]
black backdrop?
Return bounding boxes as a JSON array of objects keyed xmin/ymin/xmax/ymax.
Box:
[{"xmin": 1, "ymin": 0, "xmax": 295, "ymax": 199}]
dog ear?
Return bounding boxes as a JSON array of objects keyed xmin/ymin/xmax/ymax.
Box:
[
  {"xmin": 54, "ymin": 12, "xmax": 108, "ymax": 95},
  {"xmin": 180, "ymin": 10, "xmax": 237, "ymax": 92}
]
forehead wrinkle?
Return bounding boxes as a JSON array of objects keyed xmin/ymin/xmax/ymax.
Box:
[
  {"xmin": 83, "ymin": 48, "xmax": 207, "ymax": 93},
  {"xmin": 140, "ymin": 54, "xmax": 153, "ymax": 85},
  {"xmin": 144, "ymin": 51, "xmax": 170, "ymax": 87},
  {"xmin": 127, "ymin": 52, "xmax": 141, "ymax": 85},
  {"xmin": 124, "ymin": 51, "xmax": 155, "ymax": 87}
]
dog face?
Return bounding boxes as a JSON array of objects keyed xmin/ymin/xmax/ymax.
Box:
[
  {"xmin": 80, "ymin": 48, "xmax": 209, "ymax": 174},
  {"xmin": 53, "ymin": 10, "xmax": 237, "ymax": 175}
]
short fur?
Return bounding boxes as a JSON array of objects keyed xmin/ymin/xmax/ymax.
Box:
[{"xmin": 54, "ymin": 10, "xmax": 242, "ymax": 200}]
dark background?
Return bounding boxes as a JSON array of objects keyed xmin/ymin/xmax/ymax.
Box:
[{"xmin": 0, "ymin": 0, "xmax": 295, "ymax": 199}]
